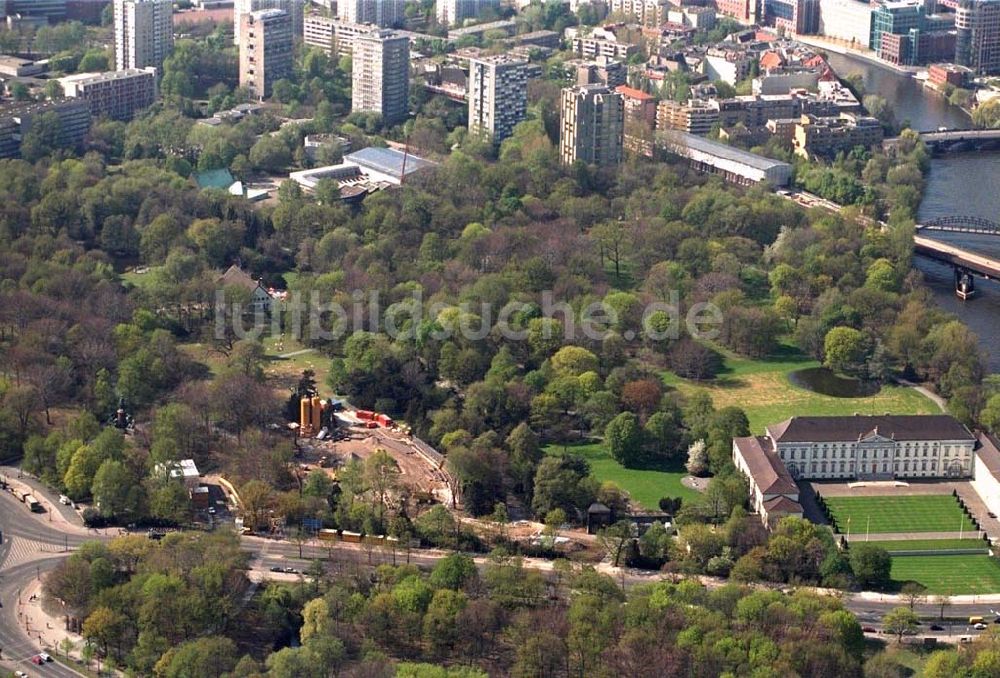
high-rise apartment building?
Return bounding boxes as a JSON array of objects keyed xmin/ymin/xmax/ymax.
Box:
[
  {"xmin": 351, "ymin": 30, "xmax": 410, "ymax": 125},
  {"xmin": 59, "ymin": 67, "xmax": 158, "ymax": 121},
  {"xmin": 240, "ymin": 8, "xmax": 294, "ymax": 100},
  {"xmin": 114, "ymin": 0, "xmax": 173, "ymax": 72},
  {"xmin": 560, "ymin": 84, "xmax": 624, "ymax": 166},
  {"xmin": 233, "ymin": 0, "xmax": 303, "ymax": 44},
  {"xmin": 956, "ymin": 0, "xmax": 1000, "ymax": 74},
  {"xmin": 467, "ymin": 55, "xmax": 528, "ymax": 147},
  {"xmin": 304, "ymin": 15, "xmax": 380, "ymax": 57},
  {"xmin": 339, "ymin": 0, "xmax": 405, "ymax": 26},
  {"xmin": 435, "ymin": 0, "xmax": 501, "ymax": 27}
]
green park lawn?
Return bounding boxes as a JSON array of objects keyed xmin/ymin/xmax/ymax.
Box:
[
  {"xmin": 859, "ymin": 539, "xmax": 989, "ymax": 553},
  {"xmin": 661, "ymin": 344, "xmax": 938, "ymax": 434},
  {"xmin": 891, "ymin": 554, "xmax": 1000, "ymax": 595},
  {"xmin": 544, "ymin": 441, "xmax": 700, "ymax": 510},
  {"xmin": 825, "ymin": 495, "xmax": 975, "ymax": 535}
]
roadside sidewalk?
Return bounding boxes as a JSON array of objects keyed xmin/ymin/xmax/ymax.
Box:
[
  {"xmin": 18, "ymin": 577, "xmax": 85, "ymax": 664},
  {"xmin": 0, "ymin": 469, "xmax": 94, "ymax": 538}
]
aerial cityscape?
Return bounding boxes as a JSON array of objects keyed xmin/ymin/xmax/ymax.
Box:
[{"xmin": 1, "ymin": 0, "xmax": 1000, "ymax": 676}]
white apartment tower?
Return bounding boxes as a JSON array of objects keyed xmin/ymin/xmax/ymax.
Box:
[
  {"xmin": 467, "ymin": 55, "xmax": 528, "ymax": 147},
  {"xmin": 114, "ymin": 0, "xmax": 173, "ymax": 72},
  {"xmin": 240, "ymin": 9, "xmax": 295, "ymax": 100},
  {"xmin": 339, "ymin": 0, "xmax": 406, "ymax": 26},
  {"xmin": 436, "ymin": 0, "xmax": 501, "ymax": 26},
  {"xmin": 351, "ymin": 30, "xmax": 410, "ymax": 126},
  {"xmin": 233, "ymin": 0, "xmax": 303, "ymax": 44},
  {"xmin": 560, "ymin": 84, "xmax": 625, "ymax": 166}
]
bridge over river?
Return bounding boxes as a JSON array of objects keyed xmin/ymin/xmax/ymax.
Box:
[
  {"xmin": 914, "ymin": 217, "xmax": 1000, "ymax": 298},
  {"xmin": 884, "ymin": 129, "xmax": 1000, "ymax": 153}
]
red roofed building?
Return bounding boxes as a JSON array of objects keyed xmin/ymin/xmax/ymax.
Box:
[
  {"xmin": 615, "ymin": 85, "xmax": 657, "ymax": 156},
  {"xmin": 615, "ymin": 85, "xmax": 657, "ymax": 127},
  {"xmin": 733, "ymin": 435, "xmax": 803, "ymax": 528},
  {"xmin": 759, "ymin": 50, "xmax": 786, "ymax": 70}
]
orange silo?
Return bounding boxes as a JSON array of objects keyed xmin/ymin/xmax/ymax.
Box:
[
  {"xmin": 300, "ymin": 396, "xmax": 312, "ymax": 432},
  {"xmin": 310, "ymin": 395, "xmax": 322, "ymax": 431}
]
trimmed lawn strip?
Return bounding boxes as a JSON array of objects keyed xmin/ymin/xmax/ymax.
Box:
[
  {"xmin": 662, "ymin": 344, "xmax": 937, "ymax": 435},
  {"xmin": 825, "ymin": 495, "xmax": 975, "ymax": 534},
  {"xmin": 859, "ymin": 538, "xmax": 989, "ymax": 553},
  {"xmin": 544, "ymin": 441, "xmax": 699, "ymax": 510},
  {"xmin": 891, "ymin": 554, "xmax": 1000, "ymax": 595}
]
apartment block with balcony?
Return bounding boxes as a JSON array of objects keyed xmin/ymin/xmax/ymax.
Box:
[
  {"xmin": 468, "ymin": 55, "xmax": 529, "ymax": 147},
  {"xmin": 657, "ymin": 99, "xmax": 721, "ymax": 135},
  {"xmin": 59, "ymin": 67, "xmax": 158, "ymax": 122},
  {"xmin": 351, "ymin": 29, "xmax": 410, "ymax": 125},
  {"xmin": 240, "ymin": 8, "xmax": 294, "ymax": 100},
  {"xmin": 114, "ymin": 0, "xmax": 173, "ymax": 72},
  {"xmin": 339, "ymin": 0, "xmax": 405, "ymax": 27},
  {"xmin": 233, "ymin": 0, "xmax": 303, "ymax": 44},
  {"xmin": 560, "ymin": 84, "xmax": 625, "ymax": 166},
  {"xmin": 304, "ymin": 15, "xmax": 378, "ymax": 57},
  {"xmin": 571, "ymin": 36, "xmax": 638, "ymax": 60},
  {"xmin": 793, "ymin": 111, "xmax": 883, "ymax": 159},
  {"xmin": 435, "ymin": 0, "xmax": 501, "ymax": 26}
]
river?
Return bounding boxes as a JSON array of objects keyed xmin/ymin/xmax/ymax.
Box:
[{"xmin": 824, "ymin": 52, "xmax": 1000, "ymax": 370}]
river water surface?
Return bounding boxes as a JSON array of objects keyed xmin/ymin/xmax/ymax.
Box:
[{"xmin": 824, "ymin": 52, "xmax": 1000, "ymax": 369}]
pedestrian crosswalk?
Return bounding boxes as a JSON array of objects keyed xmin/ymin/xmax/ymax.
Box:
[{"xmin": 0, "ymin": 537, "xmax": 55, "ymax": 572}]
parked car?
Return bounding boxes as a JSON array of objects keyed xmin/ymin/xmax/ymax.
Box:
[
  {"xmin": 930, "ymin": 624, "xmax": 944, "ymax": 631},
  {"xmin": 989, "ymin": 512, "xmax": 997, "ymax": 519},
  {"xmin": 862, "ymin": 626, "xmax": 877, "ymax": 633},
  {"xmin": 975, "ymin": 622, "xmax": 987, "ymax": 630},
  {"xmin": 15, "ymin": 671, "xmax": 27, "ymax": 677},
  {"xmin": 58, "ymin": 494, "xmax": 71, "ymax": 505},
  {"xmin": 270, "ymin": 566, "xmax": 283, "ymax": 572},
  {"xmin": 39, "ymin": 652, "xmax": 51, "ymax": 662},
  {"xmin": 30, "ymin": 654, "xmax": 44, "ymax": 665}
]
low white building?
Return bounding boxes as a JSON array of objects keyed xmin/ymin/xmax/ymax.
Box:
[
  {"xmin": 973, "ymin": 433, "xmax": 1000, "ymax": 517},
  {"xmin": 154, "ymin": 458, "xmax": 201, "ymax": 490},
  {"xmin": 288, "ymin": 146, "xmax": 435, "ymax": 199}
]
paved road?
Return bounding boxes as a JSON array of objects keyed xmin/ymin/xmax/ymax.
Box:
[
  {"xmin": 3, "ymin": 468, "xmax": 1000, "ymax": 675},
  {"xmin": 0, "ymin": 488, "xmax": 91, "ymax": 678},
  {"xmin": 0, "ymin": 469, "xmax": 82, "ymax": 527}
]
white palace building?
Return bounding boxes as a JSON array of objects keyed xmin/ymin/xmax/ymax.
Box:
[{"xmin": 733, "ymin": 415, "xmax": 983, "ymax": 527}]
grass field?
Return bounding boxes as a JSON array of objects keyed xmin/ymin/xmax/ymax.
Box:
[
  {"xmin": 544, "ymin": 441, "xmax": 700, "ymax": 509},
  {"xmin": 825, "ymin": 495, "xmax": 975, "ymax": 534},
  {"xmin": 859, "ymin": 539, "xmax": 989, "ymax": 553},
  {"xmin": 892, "ymin": 555, "xmax": 1000, "ymax": 594},
  {"xmin": 661, "ymin": 343, "xmax": 938, "ymax": 434}
]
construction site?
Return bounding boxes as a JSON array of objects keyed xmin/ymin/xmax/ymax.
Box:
[{"xmin": 294, "ymin": 395, "xmax": 453, "ymax": 506}]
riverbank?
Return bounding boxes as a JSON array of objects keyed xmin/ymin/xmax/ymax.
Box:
[{"xmin": 794, "ymin": 34, "xmax": 919, "ymax": 76}]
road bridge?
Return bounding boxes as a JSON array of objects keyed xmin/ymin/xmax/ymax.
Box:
[
  {"xmin": 913, "ymin": 235, "xmax": 1000, "ymax": 299},
  {"xmin": 884, "ymin": 128, "xmax": 1000, "ymax": 153}
]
